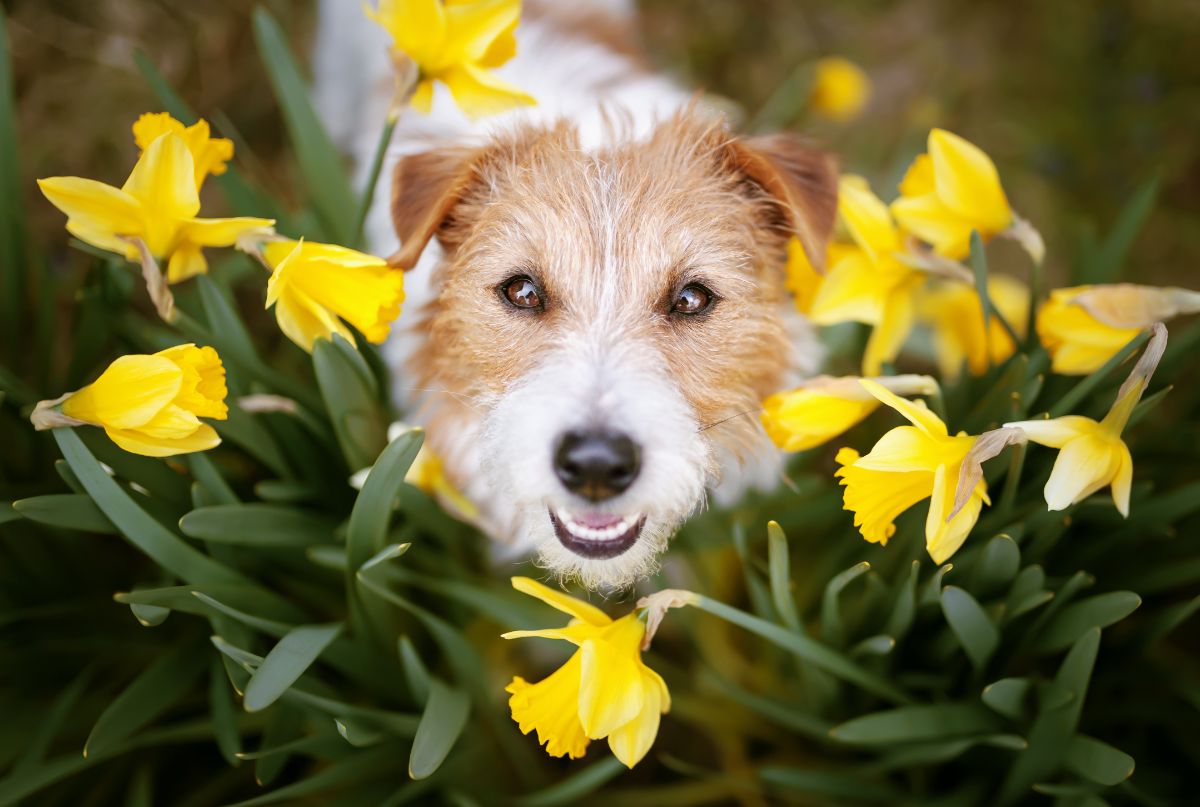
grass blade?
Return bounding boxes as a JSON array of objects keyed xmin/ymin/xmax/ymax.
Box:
[{"xmin": 243, "ymin": 623, "xmax": 344, "ymax": 712}]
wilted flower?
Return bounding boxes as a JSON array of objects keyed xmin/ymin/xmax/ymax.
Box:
[
  {"xmin": 836, "ymin": 380, "xmax": 988, "ymax": 563},
  {"xmin": 32, "ymin": 344, "xmax": 228, "ymax": 457},
  {"xmin": 809, "ymin": 177, "xmax": 924, "ymax": 374},
  {"xmin": 132, "ymin": 112, "xmax": 233, "ymax": 188},
  {"xmin": 918, "ymin": 275, "xmax": 1030, "ymax": 379},
  {"xmin": 503, "ymin": 577, "xmax": 670, "ymax": 768},
  {"xmin": 366, "ymin": 0, "xmax": 535, "ymax": 118},
  {"xmin": 1006, "ymin": 323, "xmax": 1167, "ymax": 516},
  {"xmin": 1037, "ymin": 284, "xmax": 1200, "ymax": 374},
  {"xmin": 261, "ymin": 239, "xmax": 405, "ymax": 353},
  {"xmin": 38, "ymin": 127, "xmax": 273, "ymax": 296},
  {"xmin": 892, "ymin": 129, "xmax": 1041, "ymax": 263},
  {"xmin": 762, "ymin": 374, "xmax": 938, "ymax": 452},
  {"xmin": 809, "ymin": 56, "xmax": 871, "ymax": 123}
]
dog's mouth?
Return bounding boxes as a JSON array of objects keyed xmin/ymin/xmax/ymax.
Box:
[{"xmin": 549, "ymin": 509, "xmax": 645, "ymax": 560}]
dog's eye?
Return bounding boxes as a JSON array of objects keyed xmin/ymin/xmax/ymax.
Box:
[
  {"xmin": 672, "ymin": 283, "xmax": 714, "ymax": 315},
  {"xmin": 500, "ymin": 276, "xmax": 544, "ymax": 310}
]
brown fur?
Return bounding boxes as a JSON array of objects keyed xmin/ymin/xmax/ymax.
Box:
[{"xmin": 391, "ymin": 111, "xmax": 837, "ymax": 481}]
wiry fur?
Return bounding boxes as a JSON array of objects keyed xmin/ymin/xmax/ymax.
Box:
[{"xmin": 315, "ymin": 0, "xmax": 837, "ymax": 589}]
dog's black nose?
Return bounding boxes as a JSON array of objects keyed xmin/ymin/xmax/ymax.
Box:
[{"xmin": 553, "ymin": 430, "xmax": 641, "ymax": 501}]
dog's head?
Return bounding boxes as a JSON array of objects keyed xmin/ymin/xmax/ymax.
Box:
[{"xmin": 390, "ymin": 111, "xmax": 836, "ymax": 589}]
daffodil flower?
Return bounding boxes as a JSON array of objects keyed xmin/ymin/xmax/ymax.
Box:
[
  {"xmin": 31, "ymin": 344, "xmax": 228, "ymax": 457},
  {"xmin": 503, "ymin": 577, "xmax": 669, "ymax": 768},
  {"xmin": 38, "ymin": 127, "xmax": 274, "ymax": 319},
  {"xmin": 808, "ymin": 177, "xmax": 925, "ymax": 374},
  {"xmin": 132, "ymin": 112, "xmax": 233, "ymax": 188},
  {"xmin": 762, "ymin": 374, "xmax": 938, "ymax": 452},
  {"xmin": 1037, "ymin": 284, "xmax": 1200, "ymax": 374},
  {"xmin": 366, "ymin": 0, "xmax": 536, "ymax": 119},
  {"xmin": 918, "ymin": 275, "xmax": 1030, "ymax": 379},
  {"xmin": 260, "ymin": 239, "xmax": 405, "ymax": 353},
  {"xmin": 892, "ymin": 129, "xmax": 1042, "ymax": 263},
  {"xmin": 836, "ymin": 380, "xmax": 988, "ymax": 563},
  {"xmin": 809, "ymin": 56, "xmax": 871, "ymax": 123},
  {"xmin": 1006, "ymin": 323, "xmax": 1167, "ymax": 516}
]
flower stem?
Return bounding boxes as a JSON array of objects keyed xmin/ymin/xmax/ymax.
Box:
[
  {"xmin": 688, "ymin": 594, "xmax": 912, "ymax": 704},
  {"xmin": 998, "ymin": 441, "xmax": 1026, "ymax": 515},
  {"xmin": 353, "ymin": 111, "xmax": 400, "ymax": 249}
]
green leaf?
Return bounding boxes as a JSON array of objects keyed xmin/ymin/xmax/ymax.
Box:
[
  {"xmin": 408, "ymin": 678, "xmax": 471, "ymax": 779},
  {"xmin": 11, "ymin": 668, "xmax": 94, "ymax": 774},
  {"xmin": 690, "ymin": 594, "xmax": 911, "ymax": 704},
  {"xmin": 0, "ymin": 501, "xmax": 19, "ymax": 526},
  {"xmin": 243, "ymin": 623, "xmax": 344, "ymax": 712},
  {"xmin": 941, "ymin": 586, "xmax": 1000, "ymax": 670},
  {"xmin": 998, "ymin": 628, "xmax": 1101, "ymax": 805},
  {"xmin": 1065, "ymin": 734, "xmax": 1136, "ymax": 786},
  {"xmin": 84, "ymin": 641, "xmax": 207, "ymax": 757},
  {"xmin": 969, "ymin": 534, "xmax": 1021, "ymax": 596},
  {"xmin": 1091, "ymin": 175, "xmax": 1160, "ymax": 283},
  {"xmin": 830, "ymin": 703, "xmax": 1003, "ymax": 745},
  {"xmin": 885, "ymin": 561, "xmax": 920, "ymax": 639},
  {"xmin": 180, "ymin": 504, "xmax": 337, "ymax": 547},
  {"xmin": 1050, "ymin": 331, "xmax": 1150, "ymax": 417},
  {"xmin": 347, "ymin": 428, "xmax": 424, "ymax": 572},
  {"xmin": 759, "ymin": 767, "xmax": 900, "ymax": 801},
  {"xmin": 210, "ymin": 659, "xmax": 242, "ymax": 766},
  {"xmin": 313, "ymin": 336, "xmax": 389, "ymax": 471},
  {"xmin": 129, "ymin": 599, "xmax": 170, "ymax": 628},
  {"xmin": 919, "ymin": 563, "xmax": 955, "ymax": 607},
  {"xmin": 1031, "ymin": 591, "xmax": 1141, "ymax": 653},
  {"xmin": 55, "ymin": 429, "xmax": 262, "ymax": 591},
  {"xmin": 512, "ymin": 757, "xmax": 626, "ymax": 807},
  {"xmin": 766, "ymin": 521, "xmax": 800, "ymax": 630},
  {"xmin": 399, "ymin": 637, "xmax": 432, "ymax": 704},
  {"xmin": 969, "ymin": 231, "xmax": 1021, "ymax": 348},
  {"xmin": 12, "ymin": 494, "xmax": 113, "ymax": 533},
  {"xmin": 254, "ymin": 707, "xmax": 303, "ymax": 788},
  {"xmin": 252, "ymin": 8, "xmax": 357, "ymax": 245},
  {"xmin": 981, "ymin": 677, "xmax": 1032, "ymax": 721},
  {"xmin": 821, "ymin": 561, "xmax": 870, "ymax": 646}
]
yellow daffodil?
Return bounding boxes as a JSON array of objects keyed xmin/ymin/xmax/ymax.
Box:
[
  {"xmin": 38, "ymin": 129, "xmax": 273, "ymax": 285},
  {"xmin": 784, "ymin": 236, "xmax": 823, "ymax": 315},
  {"xmin": 32, "ymin": 344, "xmax": 228, "ymax": 457},
  {"xmin": 891, "ymin": 129, "xmax": 1015, "ymax": 261},
  {"xmin": 503, "ymin": 577, "xmax": 669, "ymax": 768},
  {"xmin": 1037, "ymin": 284, "xmax": 1200, "ymax": 374},
  {"xmin": 762, "ymin": 374, "xmax": 938, "ymax": 452},
  {"xmin": 132, "ymin": 112, "xmax": 233, "ymax": 188},
  {"xmin": 1007, "ymin": 322, "xmax": 1167, "ymax": 515},
  {"xmin": 809, "ymin": 56, "xmax": 871, "ymax": 123},
  {"xmin": 809, "ymin": 177, "xmax": 924, "ymax": 374},
  {"xmin": 836, "ymin": 380, "xmax": 988, "ymax": 563},
  {"xmin": 918, "ymin": 275, "xmax": 1030, "ymax": 379},
  {"xmin": 366, "ymin": 0, "xmax": 536, "ymax": 118},
  {"xmin": 261, "ymin": 239, "xmax": 405, "ymax": 353}
]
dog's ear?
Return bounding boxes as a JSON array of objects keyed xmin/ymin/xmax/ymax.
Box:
[
  {"xmin": 724, "ymin": 135, "xmax": 838, "ymax": 272},
  {"xmin": 387, "ymin": 147, "xmax": 483, "ymax": 270}
]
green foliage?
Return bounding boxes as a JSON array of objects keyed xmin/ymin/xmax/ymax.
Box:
[{"xmin": 2, "ymin": 6, "xmax": 1199, "ymax": 806}]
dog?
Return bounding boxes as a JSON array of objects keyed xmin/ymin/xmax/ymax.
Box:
[{"xmin": 315, "ymin": 0, "xmax": 837, "ymax": 590}]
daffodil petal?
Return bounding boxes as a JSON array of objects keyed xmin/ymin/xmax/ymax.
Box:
[
  {"xmin": 105, "ymin": 422, "xmax": 221, "ymax": 457},
  {"xmin": 182, "ymin": 217, "xmax": 275, "ymax": 247},
  {"xmin": 863, "ymin": 283, "xmax": 916, "ymax": 375},
  {"xmin": 1005, "ymin": 416, "xmax": 1094, "ymax": 449},
  {"xmin": 510, "ymin": 577, "xmax": 612, "ymax": 627},
  {"xmin": 440, "ymin": 62, "xmax": 537, "ymax": 119},
  {"xmin": 607, "ymin": 667, "xmax": 665, "ymax": 768},
  {"xmin": 859, "ymin": 379, "xmax": 948, "ymax": 437},
  {"xmin": 808, "ymin": 250, "xmax": 887, "ymax": 325},
  {"xmin": 371, "ymin": 0, "xmax": 447, "ymax": 68},
  {"xmin": 1111, "ymin": 441, "xmax": 1133, "ymax": 517},
  {"xmin": 898, "ymin": 153, "xmax": 935, "ymax": 197},
  {"xmin": 443, "ymin": 0, "xmax": 521, "ymax": 63},
  {"xmin": 506, "ymin": 655, "xmax": 591, "ymax": 760},
  {"xmin": 853, "ymin": 425, "xmax": 964, "ymax": 472},
  {"xmin": 166, "ymin": 241, "xmax": 208, "ymax": 284},
  {"xmin": 838, "ymin": 178, "xmax": 900, "ymax": 262},
  {"xmin": 928, "ymin": 128, "xmax": 1012, "ymax": 233},
  {"xmin": 121, "ymin": 131, "xmax": 200, "ymax": 224},
  {"xmin": 37, "ymin": 177, "xmax": 143, "ymax": 255},
  {"xmin": 760, "ymin": 390, "xmax": 878, "ymax": 452},
  {"xmin": 836, "ymin": 451, "xmax": 934, "ymax": 545},
  {"xmin": 890, "ymin": 193, "xmax": 974, "ymax": 260},
  {"xmin": 925, "ymin": 463, "xmax": 984, "ymax": 563},
  {"xmin": 1043, "ymin": 434, "xmax": 1121, "ymax": 511},
  {"xmin": 578, "ymin": 627, "xmax": 645, "ymax": 738}
]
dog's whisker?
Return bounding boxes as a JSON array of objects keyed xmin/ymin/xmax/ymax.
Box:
[{"xmin": 697, "ymin": 409, "xmax": 759, "ymax": 433}]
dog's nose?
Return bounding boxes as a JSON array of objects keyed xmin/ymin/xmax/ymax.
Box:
[{"xmin": 553, "ymin": 430, "xmax": 641, "ymax": 501}]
